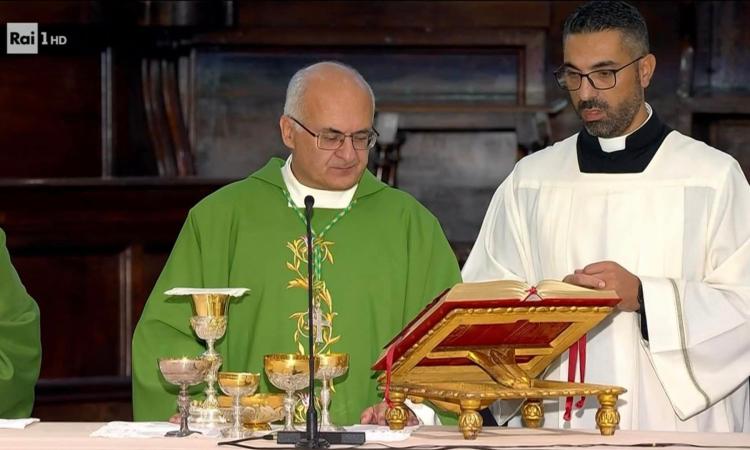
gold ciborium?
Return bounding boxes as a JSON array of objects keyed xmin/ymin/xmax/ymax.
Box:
[
  {"xmin": 315, "ymin": 353, "xmax": 349, "ymax": 431},
  {"xmin": 264, "ymin": 353, "xmax": 318, "ymax": 432},
  {"xmin": 219, "ymin": 393, "xmax": 286, "ymax": 433},
  {"xmin": 158, "ymin": 357, "xmax": 211, "ymax": 437},
  {"xmin": 190, "ymin": 293, "xmax": 230, "ymax": 425},
  {"xmin": 217, "ymin": 372, "xmax": 260, "ymax": 438}
]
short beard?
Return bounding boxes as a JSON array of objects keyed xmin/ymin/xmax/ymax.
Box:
[{"xmin": 576, "ymin": 88, "xmax": 643, "ymax": 138}]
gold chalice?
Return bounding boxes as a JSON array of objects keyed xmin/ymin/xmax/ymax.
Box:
[
  {"xmin": 217, "ymin": 372, "xmax": 260, "ymax": 438},
  {"xmin": 315, "ymin": 353, "xmax": 349, "ymax": 431},
  {"xmin": 190, "ymin": 293, "xmax": 230, "ymax": 425},
  {"xmin": 264, "ymin": 353, "xmax": 318, "ymax": 431},
  {"xmin": 219, "ymin": 393, "xmax": 286, "ymax": 432},
  {"xmin": 158, "ymin": 357, "xmax": 211, "ymax": 437}
]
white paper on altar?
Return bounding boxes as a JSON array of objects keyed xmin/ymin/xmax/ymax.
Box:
[
  {"xmin": 0, "ymin": 418, "xmax": 39, "ymax": 429},
  {"xmin": 344, "ymin": 424, "xmax": 418, "ymax": 442},
  {"xmin": 164, "ymin": 288, "xmax": 250, "ymax": 297},
  {"xmin": 90, "ymin": 421, "xmax": 221, "ymax": 438}
]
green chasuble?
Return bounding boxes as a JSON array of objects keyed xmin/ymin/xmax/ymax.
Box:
[
  {"xmin": 0, "ymin": 228, "xmax": 41, "ymax": 418},
  {"xmin": 132, "ymin": 158, "xmax": 461, "ymax": 424}
]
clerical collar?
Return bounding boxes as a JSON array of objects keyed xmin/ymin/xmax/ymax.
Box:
[
  {"xmin": 281, "ymin": 156, "xmax": 358, "ymax": 208},
  {"xmin": 598, "ymin": 103, "xmax": 653, "ymax": 152},
  {"xmin": 577, "ymin": 103, "xmax": 672, "ymax": 174}
]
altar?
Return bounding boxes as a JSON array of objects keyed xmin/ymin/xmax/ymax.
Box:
[{"xmin": 0, "ymin": 422, "xmax": 747, "ymax": 450}]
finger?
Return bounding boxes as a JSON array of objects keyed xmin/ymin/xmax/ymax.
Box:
[
  {"xmin": 566, "ymin": 273, "xmax": 606, "ymax": 289},
  {"xmin": 407, "ymin": 413, "xmax": 420, "ymax": 426},
  {"xmin": 582, "ymin": 261, "xmax": 617, "ymax": 275},
  {"xmin": 369, "ymin": 402, "xmax": 387, "ymax": 425},
  {"xmin": 360, "ymin": 407, "xmax": 375, "ymax": 424}
]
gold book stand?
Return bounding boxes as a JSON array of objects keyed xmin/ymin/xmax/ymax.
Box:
[{"xmin": 373, "ymin": 281, "xmax": 626, "ymax": 440}]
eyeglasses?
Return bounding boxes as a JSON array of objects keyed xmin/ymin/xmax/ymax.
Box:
[
  {"xmin": 554, "ymin": 56, "xmax": 645, "ymax": 91},
  {"xmin": 287, "ymin": 116, "xmax": 379, "ymax": 151}
]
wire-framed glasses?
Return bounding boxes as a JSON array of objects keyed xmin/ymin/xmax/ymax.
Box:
[
  {"xmin": 554, "ymin": 56, "xmax": 645, "ymax": 91},
  {"xmin": 288, "ymin": 116, "xmax": 379, "ymax": 151}
]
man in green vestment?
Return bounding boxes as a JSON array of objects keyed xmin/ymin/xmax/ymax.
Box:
[
  {"xmin": 132, "ymin": 61, "xmax": 461, "ymax": 425},
  {"xmin": 0, "ymin": 227, "xmax": 41, "ymax": 418}
]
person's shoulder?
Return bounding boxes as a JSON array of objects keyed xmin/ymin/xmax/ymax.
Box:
[
  {"xmin": 662, "ymin": 131, "xmax": 739, "ymax": 173},
  {"xmin": 365, "ymin": 183, "xmax": 441, "ymax": 224},
  {"xmin": 514, "ymin": 133, "xmax": 579, "ymax": 177},
  {"xmin": 377, "ymin": 184, "xmax": 432, "ymax": 212},
  {"xmin": 190, "ymin": 176, "xmax": 264, "ymax": 217},
  {"xmin": 190, "ymin": 158, "xmax": 286, "ymax": 217},
  {"xmin": 654, "ymin": 131, "xmax": 743, "ymax": 187}
]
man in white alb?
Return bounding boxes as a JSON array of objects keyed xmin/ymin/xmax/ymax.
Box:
[{"xmin": 463, "ymin": 0, "xmax": 750, "ymax": 432}]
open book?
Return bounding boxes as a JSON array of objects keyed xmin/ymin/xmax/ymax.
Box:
[{"xmin": 372, "ymin": 280, "xmax": 619, "ymax": 371}]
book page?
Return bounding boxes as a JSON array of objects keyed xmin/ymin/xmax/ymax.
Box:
[
  {"xmin": 444, "ymin": 280, "xmax": 530, "ymax": 301},
  {"xmin": 536, "ymin": 280, "xmax": 619, "ymax": 299}
]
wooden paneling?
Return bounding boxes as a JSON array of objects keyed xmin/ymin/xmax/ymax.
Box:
[
  {"xmin": 708, "ymin": 117, "xmax": 750, "ymax": 180},
  {"xmin": 238, "ymin": 1, "xmax": 550, "ymax": 29},
  {"xmin": 33, "ymin": 376, "xmax": 132, "ymax": 421},
  {"xmin": 14, "ymin": 251, "xmax": 121, "ymax": 378},
  {"xmin": 0, "ymin": 55, "xmax": 101, "ymax": 178},
  {"xmin": 673, "ymin": 2, "xmax": 750, "ymax": 176},
  {"xmin": 1, "ymin": 180, "xmax": 227, "ymax": 420},
  {"xmin": 0, "ymin": 1, "xmax": 100, "ymax": 24}
]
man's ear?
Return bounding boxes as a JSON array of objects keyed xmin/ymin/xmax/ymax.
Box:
[
  {"xmin": 279, "ymin": 115, "xmax": 295, "ymax": 150},
  {"xmin": 639, "ymin": 53, "xmax": 656, "ymax": 88}
]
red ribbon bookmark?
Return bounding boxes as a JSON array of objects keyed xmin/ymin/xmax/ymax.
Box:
[{"xmin": 563, "ymin": 334, "xmax": 587, "ymax": 421}]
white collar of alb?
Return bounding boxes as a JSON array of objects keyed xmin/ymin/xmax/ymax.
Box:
[
  {"xmin": 597, "ymin": 103, "xmax": 653, "ymax": 153},
  {"xmin": 280, "ymin": 156, "xmax": 358, "ymax": 209}
]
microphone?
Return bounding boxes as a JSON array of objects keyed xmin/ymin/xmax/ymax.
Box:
[
  {"xmin": 304, "ymin": 195, "xmax": 315, "ymax": 225},
  {"xmin": 280, "ymin": 195, "xmax": 326, "ymax": 448},
  {"xmin": 275, "ymin": 195, "xmax": 364, "ymax": 448},
  {"xmin": 303, "ymin": 195, "xmax": 322, "ymax": 447}
]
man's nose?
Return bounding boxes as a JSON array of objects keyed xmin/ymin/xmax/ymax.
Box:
[
  {"xmin": 576, "ymin": 75, "xmax": 597, "ymax": 101},
  {"xmin": 336, "ymin": 136, "xmax": 358, "ymax": 161}
]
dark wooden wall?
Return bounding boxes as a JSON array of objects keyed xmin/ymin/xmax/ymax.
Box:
[{"xmin": 0, "ymin": 0, "xmax": 747, "ymax": 421}]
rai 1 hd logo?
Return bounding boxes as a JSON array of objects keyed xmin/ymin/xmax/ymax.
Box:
[{"xmin": 6, "ymin": 23, "xmax": 68, "ymax": 54}]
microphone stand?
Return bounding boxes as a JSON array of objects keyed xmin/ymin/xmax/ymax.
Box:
[{"xmin": 276, "ymin": 195, "xmax": 364, "ymax": 448}]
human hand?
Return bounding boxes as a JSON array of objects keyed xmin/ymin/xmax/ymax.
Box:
[
  {"xmin": 168, "ymin": 413, "xmax": 180, "ymax": 424},
  {"xmin": 563, "ymin": 260, "xmax": 640, "ymax": 311},
  {"xmin": 360, "ymin": 400, "xmax": 419, "ymax": 426}
]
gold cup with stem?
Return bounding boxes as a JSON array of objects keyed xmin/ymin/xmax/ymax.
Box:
[
  {"xmin": 217, "ymin": 371, "xmax": 260, "ymax": 438},
  {"xmin": 189, "ymin": 292, "xmax": 231, "ymax": 425},
  {"xmin": 314, "ymin": 352, "xmax": 349, "ymax": 431},
  {"xmin": 264, "ymin": 353, "xmax": 318, "ymax": 432}
]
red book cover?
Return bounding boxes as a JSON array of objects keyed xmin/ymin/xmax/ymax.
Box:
[{"xmin": 372, "ymin": 280, "xmax": 619, "ymax": 371}]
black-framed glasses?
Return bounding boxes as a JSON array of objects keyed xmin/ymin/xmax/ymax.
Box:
[
  {"xmin": 287, "ymin": 116, "xmax": 379, "ymax": 151},
  {"xmin": 554, "ymin": 56, "xmax": 645, "ymax": 91}
]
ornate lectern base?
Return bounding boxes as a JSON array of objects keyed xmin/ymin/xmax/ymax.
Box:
[
  {"xmin": 521, "ymin": 398, "xmax": 543, "ymax": 428},
  {"xmin": 384, "ymin": 380, "xmax": 625, "ymax": 440},
  {"xmin": 384, "ymin": 391, "xmax": 408, "ymax": 430},
  {"xmin": 457, "ymin": 399, "xmax": 482, "ymax": 440}
]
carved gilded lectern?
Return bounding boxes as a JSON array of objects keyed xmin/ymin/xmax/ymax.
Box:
[{"xmin": 372, "ymin": 280, "xmax": 626, "ymax": 439}]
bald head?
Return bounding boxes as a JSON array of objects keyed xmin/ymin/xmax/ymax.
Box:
[{"xmin": 283, "ymin": 61, "xmax": 375, "ymax": 121}]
